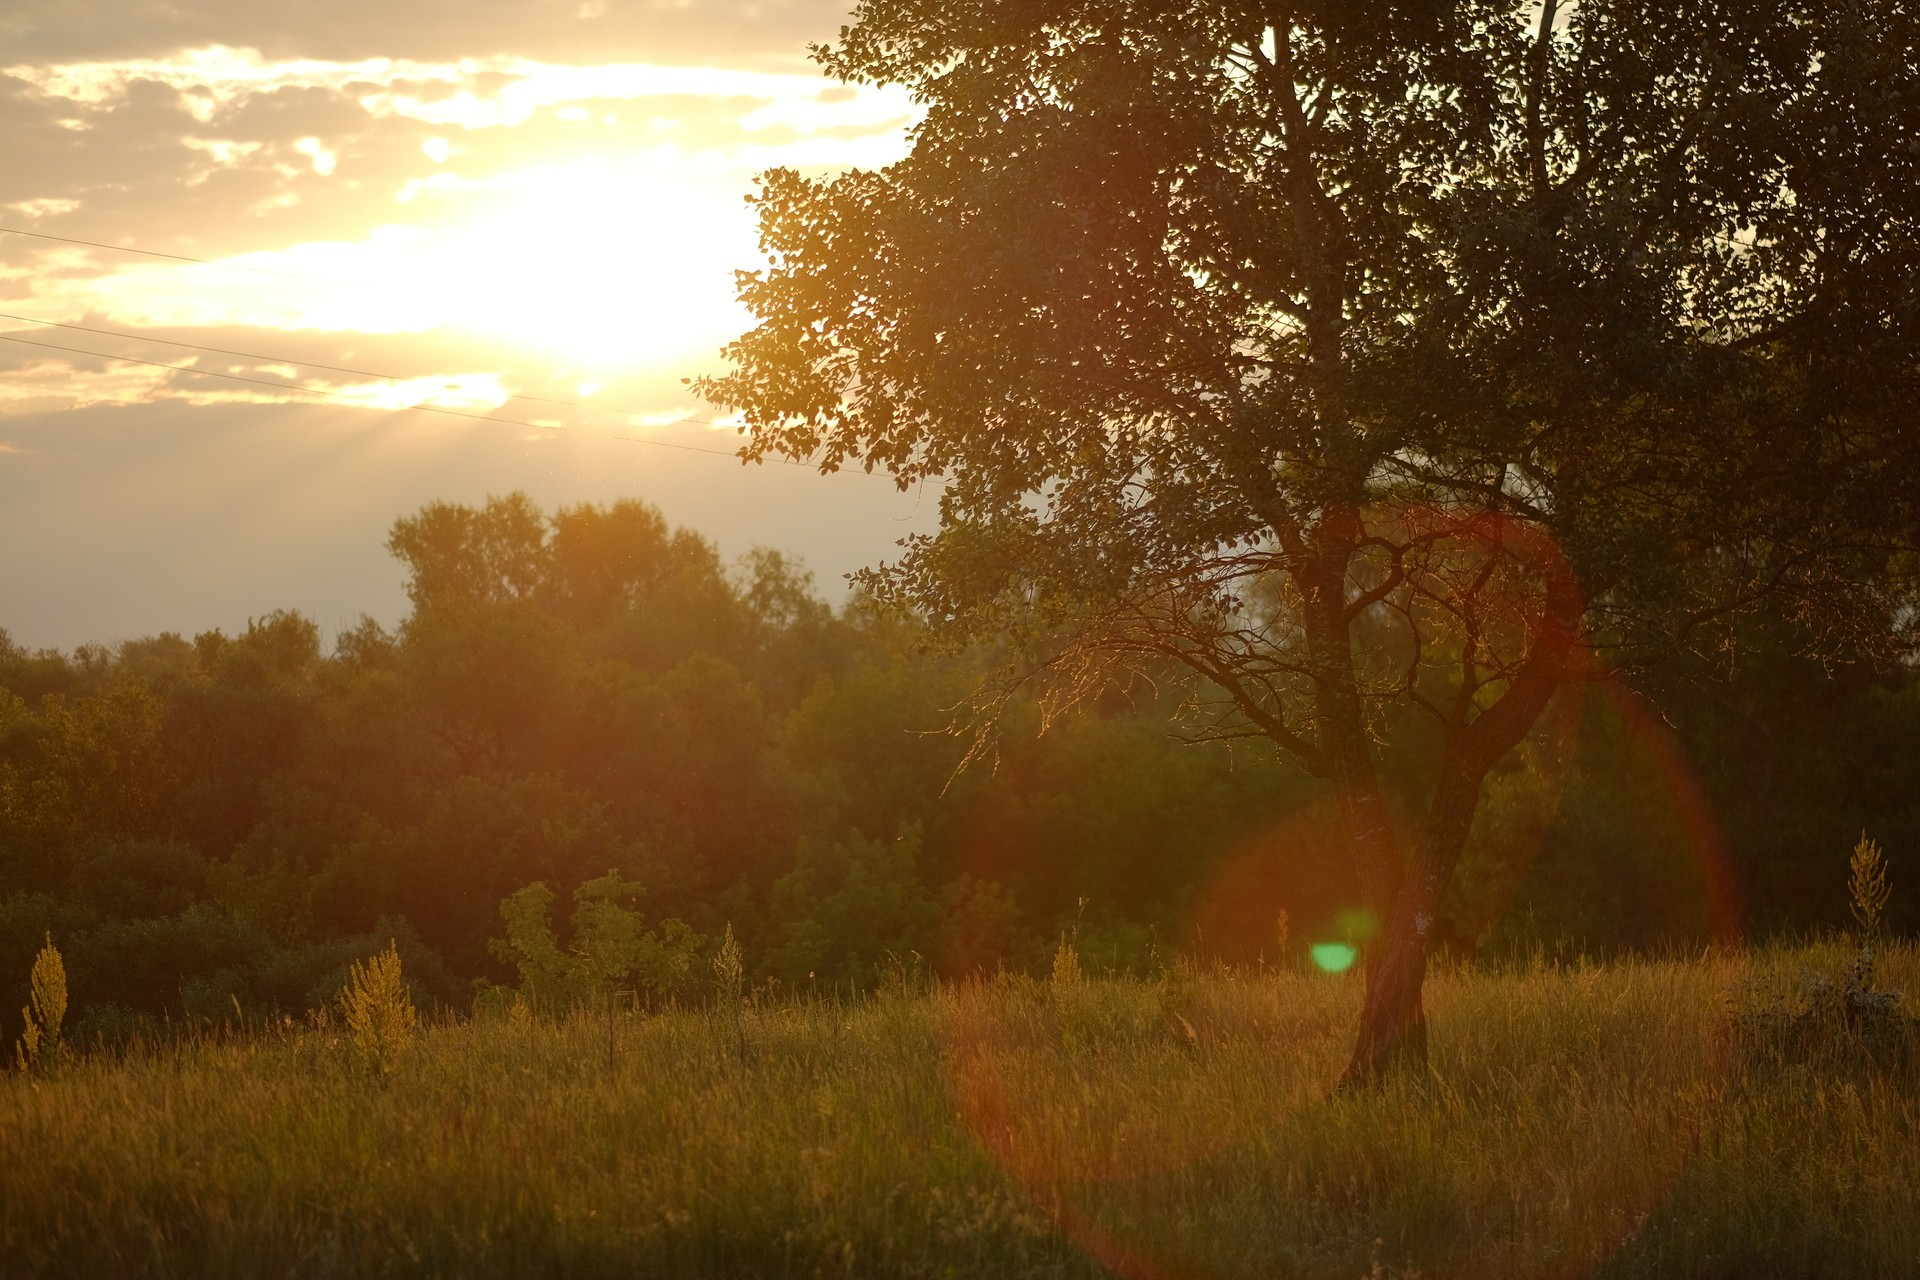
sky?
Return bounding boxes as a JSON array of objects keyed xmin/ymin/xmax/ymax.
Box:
[{"xmin": 0, "ymin": 0, "xmax": 933, "ymax": 650}]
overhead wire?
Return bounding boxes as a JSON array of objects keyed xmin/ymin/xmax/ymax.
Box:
[{"xmin": 0, "ymin": 225, "xmax": 370, "ymax": 287}]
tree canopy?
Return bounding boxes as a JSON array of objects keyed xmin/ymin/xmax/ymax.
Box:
[{"xmin": 700, "ymin": 0, "xmax": 1920, "ymax": 1079}]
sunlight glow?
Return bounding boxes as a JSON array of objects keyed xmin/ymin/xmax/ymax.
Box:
[
  {"xmin": 25, "ymin": 159, "xmax": 760, "ymax": 372},
  {"xmin": 1, "ymin": 44, "xmax": 918, "ymax": 406},
  {"xmin": 341, "ymin": 373, "xmax": 508, "ymax": 412}
]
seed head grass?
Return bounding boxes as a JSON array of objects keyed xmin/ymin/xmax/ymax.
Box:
[
  {"xmin": 13, "ymin": 933, "xmax": 67, "ymax": 1073},
  {"xmin": 340, "ymin": 940, "xmax": 418, "ymax": 1073},
  {"xmin": 1851, "ymin": 833, "xmax": 1893, "ymax": 953},
  {"xmin": 0, "ymin": 943, "xmax": 1914, "ymax": 1278}
]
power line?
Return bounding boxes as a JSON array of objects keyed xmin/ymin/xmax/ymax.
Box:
[
  {"xmin": 0, "ymin": 309, "xmax": 702, "ymax": 421},
  {"xmin": 0, "ymin": 225, "xmax": 369, "ymax": 288},
  {"xmin": 0, "ymin": 330, "xmax": 838, "ymax": 469}
]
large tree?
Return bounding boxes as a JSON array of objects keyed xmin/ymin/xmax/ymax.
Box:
[{"xmin": 700, "ymin": 0, "xmax": 1920, "ymax": 1080}]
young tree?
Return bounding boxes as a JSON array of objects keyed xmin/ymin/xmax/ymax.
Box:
[{"xmin": 700, "ymin": 0, "xmax": 1920, "ymax": 1081}]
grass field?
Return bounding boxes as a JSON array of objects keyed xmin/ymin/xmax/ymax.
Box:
[{"xmin": 3, "ymin": 942, "xmax": 1916, "ymax": 1279}]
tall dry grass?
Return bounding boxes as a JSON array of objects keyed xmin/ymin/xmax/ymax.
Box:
[{"xmin": 1, "ymin": 942, "xmax": 1914, "ymax": 1279}]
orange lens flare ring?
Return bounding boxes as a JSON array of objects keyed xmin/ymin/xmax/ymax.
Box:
[{"xmin": 927, "ymin": 504, "xmax": 1748, "ymax": 1279}]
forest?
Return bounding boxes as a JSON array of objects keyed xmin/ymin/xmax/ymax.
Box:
[{"xmin": 4, "ymin": 491, "xmax": 1915, "ymax": 1040}]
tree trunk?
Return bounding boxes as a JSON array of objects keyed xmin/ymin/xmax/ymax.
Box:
[
  {"xmin": 1294, "ymin": 545, "xmax": 1434, "ymax": 1082},
  {"xmin": 1345, "ymin": 907, "xmax": 1432, "ymax": 1081},
  {"xmin": 1337, "ymin": 537, "xmax": 1586, "ymax": 1087},
  {"xmin": 1339, "ymin": 675, "xmax": 1581, "ymax": 1082},
  {"xmin": 1297, "ymin": 552, "xmax": 1404, "ymax": 914},
  {"xmin": 1339, "ymin": 763, "xmax": 1485, "ymax": 1086}
]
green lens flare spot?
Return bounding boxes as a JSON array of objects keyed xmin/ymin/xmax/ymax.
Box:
[{"xmin": 1310, "ymin": 942, "xmax": 1358, "ymax": 974}]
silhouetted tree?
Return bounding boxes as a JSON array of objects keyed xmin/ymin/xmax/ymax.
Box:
[{"xmin": 701, "ymin": 0, "xmax": 1920, "ymax": 1079}]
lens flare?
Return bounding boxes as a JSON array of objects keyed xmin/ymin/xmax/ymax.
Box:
[
  {"xmin": 927, "ymin": 504, "xmax": 1749, "ymax": 1280},
  {"xmin": 1309, "ymin": 942, "xmax": 1358, "ymax": 973}
]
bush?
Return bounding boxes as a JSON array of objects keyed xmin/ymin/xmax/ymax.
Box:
[{"xmin": 484, "ymin": 872, "xmax": 701, "ymax": 1015}]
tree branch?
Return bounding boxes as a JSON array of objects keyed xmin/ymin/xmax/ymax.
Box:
[
  {"xmin": 1525, "ymin": 0, "xmax": 1560, "ymax": 204},
  {"xmin": 1152, "ymin": 639, "xmax": 1329, "ymax": 775}
]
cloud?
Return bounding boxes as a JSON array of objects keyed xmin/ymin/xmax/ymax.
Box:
[
  {"xmin": 0, "ymin": 47, "xmax": 913, "ymax": 239},
  {"xmin": 0, "ymin": 308, "xmax": 745, "ymax": 425},
  {"xmin": 4, "ymin": 47, "xmax": 907, "ymax": 130},
  {"xmin": 0, "ymin": 42, "xmax": 915, "ymax": 407},
  {"xmin": 0, "ymin": 1, "xmax": 857, "ymax": 69}
]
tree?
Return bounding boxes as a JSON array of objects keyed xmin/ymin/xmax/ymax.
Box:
[
  {"xmin": 387, "ymin": 493, "xmax": 549, "ymax": 613},
  {"xmin": 700, "ymin": 0, "xmax": 1920, "ymax": 1080}
]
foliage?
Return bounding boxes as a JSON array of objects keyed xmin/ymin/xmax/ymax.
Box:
[
  {"xmin": 1049, "ymin": 931, "xmax": 1083, "ymax": 990},
  {"xmin": 763, "ymin": 828, "xmax": 940, "ymax": 988},
  {"xmin": 13, "ymin": 933, "xmax": 65, "ymax": 1072},
  {"xmin": 1736, "ymin": 955, "xmax": 1917, "ymax": 1073},
  {"xmin": 339, "ymin": 940, "xmax": 417, "ymax": 1071},
  {"xmin": 485, "ymin": 873, "xmax": 701, "ymax": 1015},
  {"xmin": 1851, "ymin": 832, "xmax": 1893, "ymax": 956},
  {"xmin": 710, "ymin": 923, "xmax": 745, "ymax": 1009}
]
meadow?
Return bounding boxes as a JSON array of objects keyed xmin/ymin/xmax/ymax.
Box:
[{"xmin": 2, "ymin": 941, "xmax": 1916, "ymax": 1280}]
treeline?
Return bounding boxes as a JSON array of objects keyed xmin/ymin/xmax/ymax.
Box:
[{"xmin": 2, "ymin": 494, "xmax": 1915, "ymax": 1038}]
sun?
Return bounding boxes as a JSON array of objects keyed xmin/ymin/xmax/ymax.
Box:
[
  {"xmin": 418, "ymin": 154, "xmax": 759, "ymax": 371},
  {"xmin": 50, "ymin": 151, "xmax": 762, "ymax": 385}
]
